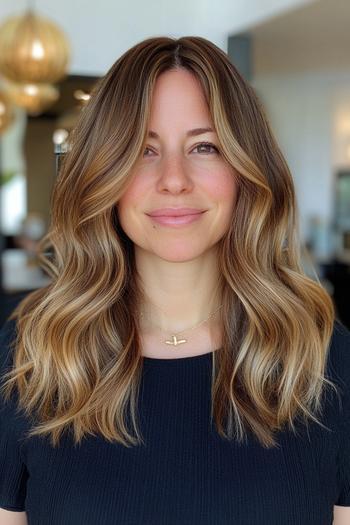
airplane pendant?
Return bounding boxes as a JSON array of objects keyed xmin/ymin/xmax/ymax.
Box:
[{"xmin": 165, "ymin": 335, "xmax": 187, "ymax": 346}]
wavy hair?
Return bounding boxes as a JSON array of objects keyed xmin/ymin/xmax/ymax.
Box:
[{"xmin": 1, "ymin": 35, "xmax": 337, "ymax": 449}]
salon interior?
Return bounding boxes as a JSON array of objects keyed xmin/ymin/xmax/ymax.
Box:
[{"xmin": 0, "ymin": 0, "xmax": 349, "ymax": 328}]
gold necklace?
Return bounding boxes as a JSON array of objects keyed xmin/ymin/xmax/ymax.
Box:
[{"xmin": 140, "ymin": 304, "xmax": 223, "ymax": 346}]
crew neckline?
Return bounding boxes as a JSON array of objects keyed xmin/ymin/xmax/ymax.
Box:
[{"xmin": 142, "ymin": 350, "xmax": 216, "ymax": 364}]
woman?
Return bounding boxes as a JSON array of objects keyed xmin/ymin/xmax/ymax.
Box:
[{"xmin": 0, "ymin": 36, "xmax": 349, "ymax": 525}]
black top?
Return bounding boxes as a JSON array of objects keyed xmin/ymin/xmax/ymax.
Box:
[{"xmin": 0, "ymin": 318, "xmax": 349, "ymax": 525}]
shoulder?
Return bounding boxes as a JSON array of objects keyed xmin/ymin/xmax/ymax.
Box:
[
  {"xmin": 0, "ymin": 319, "xmax": 28, "ymax": 513},
  {"xmin": 0, "ymin": 318, "xmax": 21, "ymax": 416},
  {"xmin": 327, "ymin": 321, "xmax": 350, "ymax": 506},
  {"xmin": 327, "ymin": 319, "xmax": 350, "ymax": 388},
  {"xmin": 0, "ymin": 318, "xmax": 18, "ymax": 378},
  {"xmin": 324, "ymin": 319, "xmax": 350, "ymax": 422}
]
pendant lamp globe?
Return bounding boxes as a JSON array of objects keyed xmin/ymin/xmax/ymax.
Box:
[{"xmin": 0, "ymin": 9, "xmax": 70, "ymax": 85}]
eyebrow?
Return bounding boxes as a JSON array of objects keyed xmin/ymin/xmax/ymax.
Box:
[{"xmin": 148, "ymin": 127, "xmax": 215, "ymax": 139}]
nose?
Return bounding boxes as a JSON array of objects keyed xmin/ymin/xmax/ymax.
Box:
[{"xmin": 155, "ymin": 154, "xmax": 194, "ymax": 194}]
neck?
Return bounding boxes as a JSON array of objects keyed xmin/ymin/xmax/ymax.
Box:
[{"xmin": 135, "ymin": 247, "xmax": 223, "ymax": 334}]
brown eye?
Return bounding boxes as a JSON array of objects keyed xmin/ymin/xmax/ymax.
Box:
[{"xmin": 193, "ymin": 142, "xmax": 219, "ymax": 154}]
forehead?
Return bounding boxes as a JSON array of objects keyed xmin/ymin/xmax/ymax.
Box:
[
  {"xmin": 148, "ymin": 127, "xmax": 215, "ymax": 139},
  {"xmin": 148, "ymin": 69, "xmax": 213, "ymax": 129},
  {"xmin": 151, "ymin": 68, "xmax": 206, "ymax": 102}
]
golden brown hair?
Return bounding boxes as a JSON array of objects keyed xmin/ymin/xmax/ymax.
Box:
[{"xmin": 1, "ymin": 35, "xmax": 337, "ymax": 449}]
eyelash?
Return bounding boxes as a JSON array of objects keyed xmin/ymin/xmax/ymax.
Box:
[{"xmin": 143, "ymin": 142, "xmax": 219, "ymax": 157}]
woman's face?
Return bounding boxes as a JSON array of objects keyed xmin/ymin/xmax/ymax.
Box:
[{"xmin": 117, "ymin": 68, "xmax": 238, "ymax": 263}]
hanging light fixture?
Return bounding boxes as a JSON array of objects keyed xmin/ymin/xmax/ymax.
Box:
[
  {"xmin": 0, "ymin": 9, "xmax": 70, "ymax": 85},
  {"xmin": 0, "ymin": 8, "xmax": 70, "ymax": 114},
  {"xmin": 0, "ymin": 90, "xmax": 14, "ymax": 133},
  {"xmin": 4, "ymin": 80, "xmax": 59, "ymax": 116}
]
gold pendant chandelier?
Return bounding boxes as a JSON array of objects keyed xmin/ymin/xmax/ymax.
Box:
[
  {"xmin": 0, "ymin": 9, "xmax": 70, "ymax": 114},
  {"xmin": 3, "ymin": 80, "xmax": 59, "ymax": 116},
  {"xmin": 0, "ymin": 90, "xmax": 14, "ymax": 133}
]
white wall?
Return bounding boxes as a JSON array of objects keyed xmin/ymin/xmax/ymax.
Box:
[
  {"xmin": 332, "ymin": 78, "xmax": 350, "ymax": 168},
  {"xmin": 0, "ymin": 106, "xmax": 27, "ymax": 234},
  {"xmin": 252, "ymin": 70, "xmax": 350, "ymax": 258}
]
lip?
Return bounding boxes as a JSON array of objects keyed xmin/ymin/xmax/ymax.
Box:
[
  {"xmin": 147, "ymin": 212, "xmax": 206, "ymax": 226},
  {"xmin": 147, "ymin": 208, "xmax": 205, "ymax": 217}
]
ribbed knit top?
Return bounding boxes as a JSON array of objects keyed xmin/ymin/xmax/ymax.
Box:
[{"xmin": 0, "ymin": 318, "xmax": 349, "ymax": 524}]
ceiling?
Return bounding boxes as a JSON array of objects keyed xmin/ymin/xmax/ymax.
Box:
[{"xmin": 251, "ymin": 0, "xmax": 350, "ymax": 74}]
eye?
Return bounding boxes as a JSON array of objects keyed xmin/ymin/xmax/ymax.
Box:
[
  {"xmin": 142, "ymin": 142, "xmax": 219, "ymax": 157},
  {"xmin": 192, "ymin": 142, "xmax": 219, "ymax": 154},
  {"xmin": 143, "ymin": 147, "xmax": 155, "ymax": 157}
]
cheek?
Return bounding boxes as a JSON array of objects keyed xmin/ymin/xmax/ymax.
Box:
[
  {"xmin": 207, "ymin": 171, "xmax": 238, "ymax": 209},
  {"xmin": 212, "ymin": 173, "xmax": 238, "ymax": 234},
  {"xmin": 117, "ymin": 179, "xmax": 145, "ymax": 219}
]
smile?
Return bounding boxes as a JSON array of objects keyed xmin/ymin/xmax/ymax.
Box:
[{"xmin": 147, "ymin": 211, "xmax": 206, "ymax": 227}]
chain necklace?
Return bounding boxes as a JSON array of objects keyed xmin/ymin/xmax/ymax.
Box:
[{"xmin": 140, "ymin": 304, "xmax": 223, "ymax": 346}]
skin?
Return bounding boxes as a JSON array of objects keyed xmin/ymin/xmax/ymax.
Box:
[
  {"xmin": 333, "ymin": 505, "xmax": 350, "ymax": 524},
  {"xmin": 117, "ymin": 67, "xmax": 238, "ymax": 356},
  {"xmin": 0, "ymin": 508, "xmax": 28, "ymax": 523}
]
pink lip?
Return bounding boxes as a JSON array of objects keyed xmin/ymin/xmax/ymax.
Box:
[
  {"xmin": 147, "ymin": 211, "xmax": 206, "ymax": 226},
  {"xmin": 147, "ymin": 208, "xmax": 205, "ymax": 217}
]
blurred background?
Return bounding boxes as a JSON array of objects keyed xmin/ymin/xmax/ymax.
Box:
[{"xmin": 0, "ymin": 0, "xmax": 349, "ymax": 328}]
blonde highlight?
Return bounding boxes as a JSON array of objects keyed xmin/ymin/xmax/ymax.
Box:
[{"xmin": 1, "ymin": 36, "xmax": 337, "ymax": 450}]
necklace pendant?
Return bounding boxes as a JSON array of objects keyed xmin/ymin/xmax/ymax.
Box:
[{"xmin": 165, "ymin": 335, "xmax": 187, "ymax": 346}]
